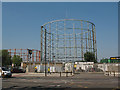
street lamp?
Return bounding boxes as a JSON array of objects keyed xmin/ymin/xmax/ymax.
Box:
[{"xmin": 27, "ymin": 49, "xmax": 32, "ymax": 72}]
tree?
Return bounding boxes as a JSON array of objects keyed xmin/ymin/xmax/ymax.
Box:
[
  {"xmin": 12, "ymin": 55, "xmax": 22, "ymax": 67},
  {"xmin": 0, "ymin": 50, "xmax": 2, "ymax": 66},
  {"xmin": 100, "ymin": 58, "xmax": 108, "ymax": 63},
  {"xmin": 80, "ymin": 60, "xmax": 86, "ymax": 62},
  {"xmin": 1, "ymin": 50, "xmax": 12, "ymax": 67},
  {"xmin": 84, "ymin": 52, "xmax": 97, "ymax": 63}
]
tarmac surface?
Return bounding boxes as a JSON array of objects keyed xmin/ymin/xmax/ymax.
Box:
[{"xmin": 2, "ymin": 72, "xmax": 120, "ymax": 90}]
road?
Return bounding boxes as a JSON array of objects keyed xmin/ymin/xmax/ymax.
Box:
[{"xmin": 2, "ymin": 72, "xmax": 120, "ymax": 90}]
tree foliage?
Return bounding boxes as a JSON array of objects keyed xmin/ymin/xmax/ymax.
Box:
[
  {"xmin": 0, "ymin": 50, "xmax": 2, "ymax": 66},
  {"xmin": 84, "ymin": 52, "xmax": 97, "ymax": 63},
  {"xmin": 12, "ymin": 55, "xmax": 22, "ymax": 67},
  {"xmin": 100, "ymin": 58, "xmax": 108, "ymax": 63},
  {"xmin": 1, "ymin": 50, "xmax": 12, "ymax": 67}
]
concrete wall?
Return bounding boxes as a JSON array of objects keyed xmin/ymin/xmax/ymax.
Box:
[
  {"xmin": 97, "ymin": 63, "xmax": 119, "ymax": 72},
  {"xmin": 21, "ymin": 62, "xmax": 64, "ymax": 72},
  {"xmin": 74, "ymin": 62, "xmax": 94, "ymax": 71},
  {"xmin": 65, "ymin": 63, "xmax": 73, "ymax": 72},
  {"xmin": 21, "ymin": 61, "xmax": 120, "ymax": 74}
]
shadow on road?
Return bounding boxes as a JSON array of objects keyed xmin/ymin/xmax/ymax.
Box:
[
  {"xmin": 2, "ymin": 86, "xmax": 70, "ymax": 90},
  {"xmin": 2, "ymin": 86, "xmax": 120, "ymax": 90}
]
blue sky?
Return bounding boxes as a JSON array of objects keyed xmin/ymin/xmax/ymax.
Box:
[{"xmin": 2, "ymin": 2, "xmax": 118, "ymax": 61}]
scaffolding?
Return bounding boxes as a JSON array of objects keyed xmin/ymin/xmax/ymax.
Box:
[{"xmin": 40, "ymin": 19, "xmax": 97, "ymax": 63}]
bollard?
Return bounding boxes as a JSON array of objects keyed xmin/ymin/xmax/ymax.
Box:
[
  {"xmin": 114, "ymin": 71, "xmax": 115, "ymax": 77},
  {"xmin": 66, "ymin": 72, "xmax": 68, "ymax": 77},
  {"xmin": 110, "ymin": 71, "xmax": 111, "ymax": 75},
  {"xmin": 60, "ymin": 72, "xmax": 61, "ymax": 77},
  {"xmin": 71, "ymin": 71, "xmax": 72, "ymax": 75}
]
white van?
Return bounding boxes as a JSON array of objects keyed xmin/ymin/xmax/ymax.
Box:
[{"xmin": 0, "ymin": 67, "xmax": 12, "ymax": 78}]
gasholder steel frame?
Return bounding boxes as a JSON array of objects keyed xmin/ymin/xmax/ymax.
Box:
[{"xmin": 40, "ymin": 19, "xmax": 97, "ymax": 63}]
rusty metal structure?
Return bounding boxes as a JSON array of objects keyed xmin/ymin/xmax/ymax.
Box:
[
  {"xmin": 8, "ymin": 49, "xmax": 41, "ymax": 62},
  {"xmin": 41, "ymin": 19, "xmax": 97, "ymax": 63}
]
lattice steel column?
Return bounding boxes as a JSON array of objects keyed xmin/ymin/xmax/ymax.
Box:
[
  {"xmin": 69, "ymin": 34, "xmax": 71, "ymax": 56},
  {"xmin": 73, "ymin": 23, "xmax": 77, "ymax": 61},
  {"xmin": 64, "ymin": 21, "xmax": 67, "ymax": 61},
  {"xmin": 52, "ymin": 34, "xmax": 54, "ymax": 62},
  {"xmin": 81, "ymin": 21, "xmax": 83, "ymax": 60},
  {"xmin": 85, "ymin": 32, "xmax": 87, "ymax": 52},
  {"xmin": 75, "ymin": 31, "xmax": 77, "ymax": 58},
  {"xmin": 41, "ymin": 26, "xmax": 43, "ymax": 61},
  {"xmin": 89, "ymin": 31, "xmax": 92, "ymax": 52},
  {"xmin": 94, "ymin": 26, "xmax": 97, "ymax": 60},
  {"xmin": 56, "ymin": 22, "xmax": 58, "ymax": 61},
  {"xmin": 48, "ymin": 23, "xmax": 51, "ymax": 62},
  {"xmin": 87, "ymin": 22, "xmax": 90, "ymax": 52}
]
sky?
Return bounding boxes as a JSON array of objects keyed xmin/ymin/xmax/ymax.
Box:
[
  {"xmin": 2, "ymin": 2, "xmax": 118, "ymax": 61},
  {"xmin": 1, "ymin": 0, "xmax": 120, "ymax": 2}
]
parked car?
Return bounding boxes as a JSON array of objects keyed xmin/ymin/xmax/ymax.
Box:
[
  {"xmin": 11, "ymin": 68, "xmax": 25, "ymax": 73},
  {"xmin": 0, "ymin": 67, "xmax": 12, "ymax": 78}
]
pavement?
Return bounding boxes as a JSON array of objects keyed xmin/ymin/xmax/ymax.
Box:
[
  {"xmin": 12, "ymin": 72, "xmax": 74, "ymax": 77},
  {"xmin": 2, "ymin": 72, "xmax": 120, "ymax": 90}
]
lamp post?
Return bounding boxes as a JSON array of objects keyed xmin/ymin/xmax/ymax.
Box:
[
  {"xmin": 41, "ymin": 26, "xmax": 47, "ymax": 76},
  {"xmin": 44, "ymin": 28, "xmax": 47, "ymax": 76},
  {"xmin": 27, "ymin": 49, "xmax": 32, "ymax": 72}
]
